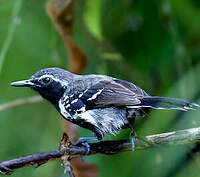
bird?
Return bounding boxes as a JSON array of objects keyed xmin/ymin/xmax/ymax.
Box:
[{"xmin": 11, "ymin": 67, "xmax": 199, "ymax": 151}]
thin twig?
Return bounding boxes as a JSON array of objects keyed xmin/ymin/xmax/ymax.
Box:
[
  {"xmin": 0, "ymin": 96, "xmax": 43, "ymax": 112},
  {"xmin": 1, "ymin": 127, "xmax": 200, "ymax": 175}
]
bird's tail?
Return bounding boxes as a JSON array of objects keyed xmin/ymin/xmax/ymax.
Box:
[{"xmin": 129, "ymin": 96, "xmax": 200, "ymax": 111}]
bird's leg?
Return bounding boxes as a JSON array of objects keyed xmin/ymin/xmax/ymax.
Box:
[
  {"xmin": 130, "ymin": 130, "xmax": 136, "ymax": 151},
  {"xmin": 129, "ymin": 118, "xmax": 136, "ymax": 151},
  {"xmin": 75, "ymin": 136, "xmax": 98, "ymax": 154}
]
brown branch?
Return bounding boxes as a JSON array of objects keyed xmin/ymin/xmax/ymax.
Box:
[
  {"xmin": 1, "ymin": 127, "xmax": 200, "ymax": 175},
  {"xmin": 0, "ymin": 150, "xmax": 62, "ymax": 175}
]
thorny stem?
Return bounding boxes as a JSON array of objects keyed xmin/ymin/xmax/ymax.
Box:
[{"xmin": 1, "ymin": 127, "xmax": 200, "ymax": 175}]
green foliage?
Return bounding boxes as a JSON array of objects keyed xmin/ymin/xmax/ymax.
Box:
[{"xmin": 0, "ymin": 0, "xmax": 200, "ymax": 177}]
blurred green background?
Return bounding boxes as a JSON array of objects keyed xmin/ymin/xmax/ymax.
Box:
[{"xmin": 0, "ymin": 0, "xmax": 200, "ymax": 176}]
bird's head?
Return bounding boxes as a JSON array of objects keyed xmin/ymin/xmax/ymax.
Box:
[{"xmin": 11, "ymin": 68, "xmax": 75, "ymax": 104}]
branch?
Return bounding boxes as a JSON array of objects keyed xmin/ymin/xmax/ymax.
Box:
[
  {"xmin": 1, "ymin": 127, "xmax": 200, "ymax": 175},
  {"xmin": 0, "ymin": 96, "xmax": 43, "ymax": 112}
]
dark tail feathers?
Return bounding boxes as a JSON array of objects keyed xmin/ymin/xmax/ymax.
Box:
[{"xmin": 131, "ymin": 97, "xmax": 200, "ymax": 111}]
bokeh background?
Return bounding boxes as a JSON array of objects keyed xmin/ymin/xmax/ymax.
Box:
[{"xmin": 0, "ymin": 0, "xmax": 200, "ymax": 177}]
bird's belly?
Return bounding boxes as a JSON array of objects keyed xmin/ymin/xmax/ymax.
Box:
[{"xmin": 74, "ymin": 107, "xmax": 128, "ymax": 138}]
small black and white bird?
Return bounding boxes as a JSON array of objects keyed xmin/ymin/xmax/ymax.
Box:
[{"xmin": 11, "ymin": 68, "xmax": 199, "ymax": 150}]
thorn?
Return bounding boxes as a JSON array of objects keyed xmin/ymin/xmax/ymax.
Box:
[{"xmin": 58, "ymin": 132, "xmax": 71, "ymax": 153}]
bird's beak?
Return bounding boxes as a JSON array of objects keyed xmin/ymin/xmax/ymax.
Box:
[{"xmin": 10, "ymin": 80, "xmax": 34, "ymax": 87}]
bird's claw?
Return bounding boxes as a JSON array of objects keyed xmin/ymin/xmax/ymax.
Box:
[
  {"xmin": 75, "ymin": 140, "xmax": 90, "ymax": 154},
  {"xmin": 77, "ymin": 142, "xmax": 90, "ymax": 154},
  {"xmin": 75, "ymin": 137, "xmax": 98, "ymax": 154}
]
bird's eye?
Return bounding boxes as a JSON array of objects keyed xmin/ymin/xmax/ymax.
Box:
[{"xmin": 42, "ymin": 77, "xmax": 51, "ymax": 84}]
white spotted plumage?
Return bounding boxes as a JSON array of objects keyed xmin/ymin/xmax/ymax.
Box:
[
  {"xmin": 71, "ymin": 98, "xmax": 78, "ymax": 104},
  {"xmin": 87, "ymin": 89, "xmax": 104, "ymax": 101},
  {"xmin": 58, "ymin": 99, "xmax": 71, "ymax": 120},
  {"xmin": 75, "ymin": 111, "xmax": 97, "ymax": 126},
  {"xmin": 65, "ymin": 104, "xmax": 70, "ymax": 108},
  {"xmin": 76, "ymin": 106, "xmax": 86, "ymax": 113},
  {"xmin": 78, "ymin": 93, "xmax": 83, "ymax": 98}
]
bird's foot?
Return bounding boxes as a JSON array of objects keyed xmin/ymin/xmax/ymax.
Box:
[{"xmin": 75, "ymin": 137, "xmax": 98, "ymax": 154}]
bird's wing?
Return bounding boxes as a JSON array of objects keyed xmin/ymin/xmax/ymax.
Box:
[
  {"xmin": 79, "ymin": 79, "xmax": 144, "ymax": 109},
  {"xmin": 113, "ymin": 78, "xmax": 149, "ymax": 97}
]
